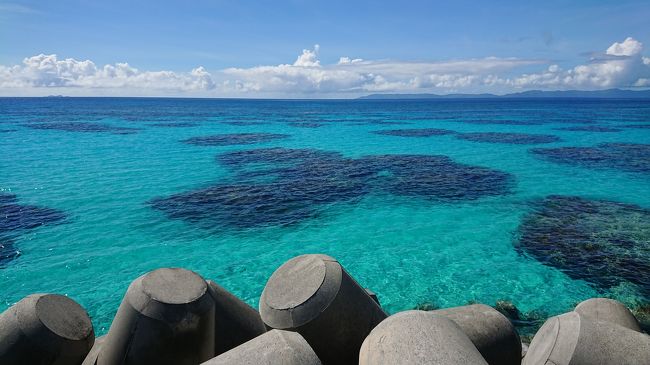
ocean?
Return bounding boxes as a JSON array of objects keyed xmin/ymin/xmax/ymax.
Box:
[{"xmin": 1, "ymin": 97, "xmax": 649, "ymax": 335}]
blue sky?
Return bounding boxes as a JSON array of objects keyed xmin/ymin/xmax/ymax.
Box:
[{"xmin": 1, "ymin": 0, "xmax": 649, "ymax": 97}]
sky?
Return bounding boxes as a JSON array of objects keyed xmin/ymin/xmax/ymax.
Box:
[{"xmin": 1, "ymin": 0, "xmax": 649, "ymax": 98}]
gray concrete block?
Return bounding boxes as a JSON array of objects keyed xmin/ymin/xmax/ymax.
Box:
[
  {"xmin": 97, "ymin": 268, "xmax": 215, "ymax": 365},
  {"xmin": 364, "ymin": 288, "xmax": 380, "ymax": 305},
  {"xmin": 81, "ymin": 335, "xmax": 105, "ymax": 365},
  {"xmin": 259, "ymin": 254, "xmax": 387, "ymax": 364},
  {"xmin": 433, "ymin": 304, "xmax": 522, "ymax": 365},
  {"xmin": 206, "ymin": 280, "xmax": 266, "ymax": 355},
  {"xmin": 574, "ymin": 298, "xmax": 641, "ymax": 332},
  {"xmin": 359, "ymin": 310, "xmax": 489, "ymax": 365},
  {"xmin": 523, "ymin": 311, "xmax": 650, "ymax": 365},
  {"xmin": 0, "ymin": 293, "xmax": 95, "ymax": 365},
  {"xmin": 200, "ymin": 329, "xmax": 321, "ymax": 365}
]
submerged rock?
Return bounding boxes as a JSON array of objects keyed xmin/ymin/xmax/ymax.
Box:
[
  {"xmin": 24, "ymin": 122, "xmax": 139, "ymax": 135},
  {"xmin": 413, "ymin": 302, "xmax": 439, "ymax": 311},
  {"xmin": 532, "ymin": 142, "xmax": 650, "ymax": 174},
  {"xmin": 495, "ymin": 300, "xmax": 522, "ymax": 321},
  {"xmin": 456, "ymin": 132, "xmax": 561, "ymax": 144},
  {"xmin": 630, "ymin": 304, "xmax": 650, "ymax": 333},
  {"xmin": 182, "ymin": 133, "xmax": 289, "ymax": 146},
  {"xmin": 515, "ymin": 195, "xmax": 650, "ymax": 299},
  {"xmin": 151, "ymin": 147, "xmax": 512, "ymax": 228}
]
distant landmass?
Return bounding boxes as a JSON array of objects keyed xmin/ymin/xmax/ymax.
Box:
[{"xmin": 358, "ymin": 89, "xmax": 650, "ymax": 100}]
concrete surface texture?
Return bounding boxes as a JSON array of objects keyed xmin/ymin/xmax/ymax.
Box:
[
  {"xmin": 0, "ymin": 293, "xmax": 95, "ymax": 365},
  {"xmin": 523, "ymin": 311, "xmax": 650, "ymax": 365},
  {"xmin": 574, "ymin": 298, "xmax": 642, "ymax": 332},
  {"xmin": 200, "ymin": 329, "xmax": 321, "ymax": 365},
  {"xmin": 433, "ymin": 304, "xmax": 522, "ymax": 365},
  {"xmin": 259, "ymin": 254, "xmax": 387, "ymax": 364},
  {"xmin": 359, "ymin": 310, "xmax": 489, "ymax": 365},
  {"xmin": 206, "ymin": 280, "xmax": 267, "ymax": 355},
  {"xmin": 97, "ymin": 268, "xmax": 216, "ymax": 365}
]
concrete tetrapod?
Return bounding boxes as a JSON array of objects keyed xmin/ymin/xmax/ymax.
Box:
[
  {"xmin": 364, "ymin": 289, "xmax": 380, "ymax": 305},
  {"xmin": 359, "ymin": 310, "xmax": 489, "ymax": 365},
  {"xmin": 200, "ymin": 329, "xmax": 322, "ymax": 365},
  {"xmin": 0, "ymin": 293, "xmax": 95, "ymax": 365},
  {"xmin": 574, "ymin": 298, "xmax": 641, "ymax": 332},
  {"xmin": 96, "ymin": 268, "xmax": 216, "ymax": 365},
  {"xmin": 259, "ymin": 254, "xmax": 387, "ymax": 364},
  {"xmin": 433, "ymin": 304, "xmax": 522, "ymax": 365},
  {"xmin": 206, "ymin": 280, "xmax": 267, "ymax": 354},
  {"xmin": 523, "ymin": 311, "xmax": 650, "ymax": 365},
  {"xmin": 81, "ymin": 336, "xmax": 105, "ymax": 365}
]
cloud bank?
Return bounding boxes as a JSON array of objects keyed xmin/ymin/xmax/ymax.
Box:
[{"xmin": 1, "ymin": 37, "xmax": 648, "ymax": 97}]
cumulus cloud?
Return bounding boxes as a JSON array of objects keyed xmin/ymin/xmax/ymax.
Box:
[
  {"xmin": 222, "ymin": 45, "xmax": 543, "ymax": 94},
  {"xmin": 606, "ymin": 37, "xmax": 643, "ymax": 56},
  {"xmin": 0, "ymin": 54, "xmax": 215, "ymax": 93},
  {"xmin": 1, "ymin": 38, "xmax": 648, "ymax": 97},
  {"xmin": 293, "ymin": 45, "xmax": 321, "ymax": 67},
  {"xmin": 508, "ymin": 37, "xmax": 650, "ymax": 90}
]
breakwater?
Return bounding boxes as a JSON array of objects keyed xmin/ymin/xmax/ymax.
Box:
[{"xmin": 1, "ymin": 254, "xmax": 649, "ymax": 365}]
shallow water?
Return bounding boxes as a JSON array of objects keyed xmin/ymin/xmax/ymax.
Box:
[{"xmin": 1, "ymin": 97, "xmax": 649, "ymax": 335}]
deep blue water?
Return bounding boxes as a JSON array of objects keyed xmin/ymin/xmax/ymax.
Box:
[{"xmin": 1, "ymin": 97, "xmax": 649, "ymax": 335}]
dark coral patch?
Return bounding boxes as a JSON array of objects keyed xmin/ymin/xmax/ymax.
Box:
[
  {"xmin": 288, "ymin": 122, "xmax": 324, "ymax": 128},
  {"xmin": 151, "ymin": 147, "xmax": 512, "ymax": 228},
  {"xmin": 454, "ymin": 120, "xmax": 542, "ymax": 126},
  {"xmin": 24, "ymin": 122, "xmax": 140, "ymax": 135},
  {"xmin": 554, "ymin": 126, "xmax": 622, "ymax": 132},
  {"xmin": 0, "ymin": 193, "xmax": 66, "ymax": 233},
  {"xmin": 456, "ymin": 132, "xmax": 561, "ymax": 144},
  {"xmin": 349, "ymin": 121, "xmax": 413, "ymax": 126},
  {"xmin": 516, "ymin": 195, "xmax": 650, "ymax": 298},
  {"xmin": 149, "ymin": 122, "xmax": 199, "ymax": 128},
  {"xmin": 532, "ymin": 143, "xmax": 650, "ymax": 174},
  {"xmin": 0, "ymin": 238, "xmax": 18, "ymax": 265},
  {"xmin": 371, "ymin": 128, "xmax": 457, "ymax": 137},
  {"xmin": 0, "ymin": 193, "xmax": 18, "ymax": 206},
  {"xmin": 217, "ymin": 147, "xmax": 341, "ymax": 167},
  {"xmin": 622, "ymin": 124, "xmax": 650, "ymax": 129},
  {"xmin": 182, "ymin": 133, "xmax": 290, "ymax": 146},
  {"xmin": 221, "ymin": 121, "xmax": 270, "ymax": 126},
  {"xmin": 0, "ymin": 193, "xmax": 66, "ymax": 266},
  {"xmin": 358, "ymin": 154, "xmax": 512, "ymax": 201}
]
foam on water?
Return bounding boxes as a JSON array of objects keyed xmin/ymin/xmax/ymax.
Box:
[{"xmin": 1, "ymin": 97, "xmax": 649, "ymax": 335}]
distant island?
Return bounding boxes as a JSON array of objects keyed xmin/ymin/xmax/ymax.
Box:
[{"xmin": 358, "ymin": 89, "xmax": 650, "ymax": 100}]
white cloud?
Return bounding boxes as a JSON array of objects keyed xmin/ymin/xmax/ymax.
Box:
[
  {"xmin": 222, "ymin": 45, "xmax": 543, "ymax": 95},
  {"xmin": 1, "ymin": 38, "xmax": 648, "ymax": 97},
  {"xmin": 507, "ymin": 37, "xmax": 650, "ymax": 90},
  {"xmin": 338, "ymin": 57, "xmax": 364, "ymax": 65},
  {"xmin": 293, "ymin": 45, "xmax": 321, "ymax": 67},
  {"xmin": 606, "ymin": 37, "xmax": 643, "ymax": 56},
  {"xmin": 0, "ymin": 54, "xmax": 216, "ymax": 93}
]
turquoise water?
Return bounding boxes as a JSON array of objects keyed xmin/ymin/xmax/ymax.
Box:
[{"xmin": 1, "ymin": 97, "xmax": 649, "ymax": 335}]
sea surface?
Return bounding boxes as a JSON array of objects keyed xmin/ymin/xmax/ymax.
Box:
[{"xmin": 1, "ymin": 97, "xmax": 649, "ymax": 335}]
